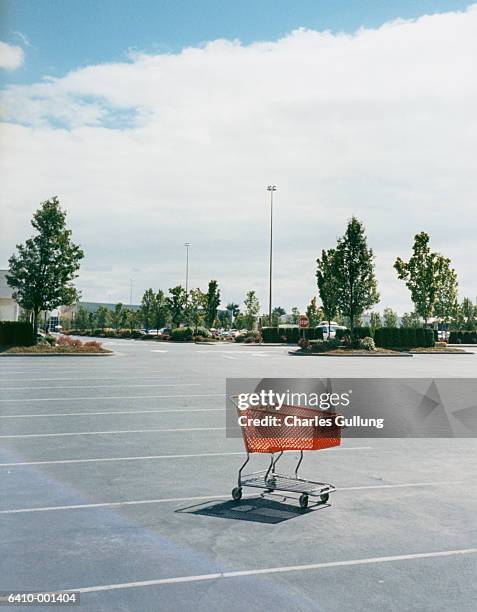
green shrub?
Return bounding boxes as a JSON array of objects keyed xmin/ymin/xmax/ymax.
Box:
[
  {"xmin": 335, "ymin": 328, "xmax": 350, "ymax": 340},
  {"xmin": 262, "ymin": 327, "xmax": 280, "ymax": 343},
  {"xmin": 354, "ymin": 326, "xmax": 373, "ymax": 339},
  {"xmin": 374, "ymin": 327, "xmax": 434, "ymax": 348},
  {"xmin": 236, "ymin": 330, "xmax": 261, "ymax": 343},
  {"xmin": 0, "ymin": 322, "xmax": 35, "ymax": 346},
  {"xmin": 449, "ymin": 331, "xmax": 477, "ymax": 344},
  {"xmin": 170, "ymin": 327, "xmax": 193, "ymax": 342},
  {"xmin": 193, "ymin": 327, "xmax": 210, "ymax": 338},
  {"xmin": 359, "ymin": 336, "xmax": 375, "ymax": 351}
]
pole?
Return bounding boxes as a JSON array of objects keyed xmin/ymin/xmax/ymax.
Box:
[
  {"xmin": 267, "ymin": 185, "xmax": 276, "ymax": 326},
  {"xmin": 184, "ymin": 242, "xmax": 191, "ymax": 295}
]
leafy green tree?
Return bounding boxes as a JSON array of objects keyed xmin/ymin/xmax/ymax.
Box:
[
  {"xmin": 188, "ymin": 288, "xmax": 206, "ymax": 332},
  {"xmin": 316, "ymin": 248, "xmax": 339, "ymax": 336},
  {"xmin": 205, "ymin": 280, "xmax": 221, "ymax": 328},
  {"xmin": 88, "ymin": 311, "xmax": 95, "ymax": 329},
  {"xmin": 243, "ymin": 290, "xmax": 260, "ymax": 330},
  {"xmin": 75, "ymin": 305, "xmax": 89, "ymax": 330},
  {"xmin": 6, "ymin": 197, "xmax": 84, "ymax": 338},
  {"xmin": 152, "ymin": 290, "xmax": 169, "ymax": 332},
  {"xmin": 167, "ymin": 285, "xmax": 187, "ymax": 327},
  {"xmin": 332, "ymin": 218, "xmax": 379, "ymax": 337},
  {"xmin": 217, "ymin": 310, "xmax": 232, "ymax": 330},
  {"xmin": 227, "ymin": 302, "xmax": 240, "ymax": 321},
  {"xmin": 112, "ymin": 303, "xmax": 124, "ymax": 329},
  {"xmin": 290, "ymin": 307, "xmax": 300, "ymax": 324},
  {"xmin": 394, "ymin": 232, "xmax": 458, "ymax": 324},
  {"xmin": 306, "ymin": 297, "xmax": 322, "ymax": 327},
  {"xmin": 95, "ymin": 306, "xmax": 110, "ymax": 330},
  {"xmin": 433, "ymin": 264, "xmax": 458, "ymax": 323},
  {"xmin": 401, "ymin": 311, "xmax": 422, "ymax": 328},
  {"xmin": 270, "ymin": 306, "xmax": 286, "ymax": 327},
  {"xmin": 369, "ymin": 312, "xmax": 382, "ymax": 332},
  {"xmin": 140, "ymin": 288, "xmax": 156, "ymax": 332},
  {"xmin": 383, "ymin": 308, "xmax": 398, "ymax": 328}
]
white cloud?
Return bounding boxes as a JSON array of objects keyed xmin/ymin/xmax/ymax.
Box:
[
  {"xmin": 0, "ymin": 41, "xmax": 24, "ymax": 71},
  {"xmin": 1, "ymin": 6, "xmax": 476, "ymax": 311}
]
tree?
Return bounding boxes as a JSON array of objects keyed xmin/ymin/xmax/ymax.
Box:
[
  {"xmin": 75, "ymin": 305, "xmax": 89, "ymax": 330},
  {"xmin": 167, "ymin": 285, "xmax": 187, "ymax": 327},
  {"xmin": 306, "ymin": 297, "xmax": 322, "ymax": 327},
  {"xmin": 332, "ymin": 218, "xmax": 379, "ymax": 337},
  {"xmin": 271, "ymin": 306, "xmax": 286, "ymax": 327},
  {"xmin": 152, "ymin": 290, "xmax": 169, "ymax": 332},
  {"xmin": 95, "ymin": 306, "xmax": 110, "ymax": 330},
  {"xmin": 433, "ymin": 262, "xmax": 458, "ymax": 323},
  {"xmin": 383, "ymin": 308, "xmax": 398, "ymax": 328},
  {"xmin": 226, "ymin": 302, "xmax": 240, "ymax": 327},
  {"xmin": 316, "ymin": 248, "xmax": 339, "ymax": 336},
  {"xmin": 394, "ymin": 232, "xmax": 458, "ymax": 325},
  {"xmin": 140, "ymin": 288, "xmax": 156, "ymax": 332},
  {"xmin": 401, "ymin": 311, "xmax": 422, "ymax": 328},
  {"xmin": 243, "ymin": 291, "xmax": 260, "ymax": 330},
  {"xmin": 290, "ymin": 307, "xmax": 300, "ymax": 324},
  {"xmin": 6, "ymin": 197, "xmax": 84, "ymax": 338},
  {"xmin": 369, "ymin": 312, "xmax": 382, "ymax": 332},
  {"xmin": 112, "ymin": 303, "xmax": 124, "ymax": 329},
  {"xmin": 188, "ymin": 288, "xmax": 206, "ymax": 332},
  {"xmin": 205, "ymin": 280, "xmax": 221, "ymax": 328}
]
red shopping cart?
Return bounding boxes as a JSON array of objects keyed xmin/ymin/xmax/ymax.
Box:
[{"xmin": 230, "ymin": 397, "xmax": 341, "ymax": 508}]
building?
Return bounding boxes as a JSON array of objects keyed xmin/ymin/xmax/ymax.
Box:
[{"xmin": 0, "ymin": 269, "xmax": 20, "ymax": 321}]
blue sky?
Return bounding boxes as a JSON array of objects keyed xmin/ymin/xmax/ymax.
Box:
[{"xmin": 0, "ymin": 0, "xmax": 473, "ymax": 85}]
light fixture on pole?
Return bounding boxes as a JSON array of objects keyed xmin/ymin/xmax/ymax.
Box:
[
  {"xmin": 184, "ymin": 242, "xmax": 191, "ymax": 295},
  {"xmin": 267, "ymin": 185, "xmax": 277, "ymax": 326}
]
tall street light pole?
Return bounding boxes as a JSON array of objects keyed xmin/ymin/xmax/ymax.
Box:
[
  {"xmin": 267, "ymin": 185, "xmax": 277, "ymax": 326},
  {"xmin": 184, "ymin": 242, "xmax": 191, "ymax": 295}
]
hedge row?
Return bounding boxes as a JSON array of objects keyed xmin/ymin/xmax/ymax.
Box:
[
  {"xmin": 335, "ymin": 327, "xmax": 372, "ymax": 340},
  {"xmin": 374, "ymin": 327, "xmax": 434, "ymax": 348},
  {"xmin": 449, "ymin": 331, "xmax": 477, "ymax": 344},
  {"xmin": 262, "ymin": 327, "xmax": 324, "ymax": 343},
  {"xmin": 0, "ymin": 321, "xmax": 35, "ymax": 346}
]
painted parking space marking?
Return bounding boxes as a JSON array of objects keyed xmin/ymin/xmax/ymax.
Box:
[
  {"xmin": 0, "ymin": 426, "xmax": 226, "ymax": 439},
  {"xmin": 0, "ymin": 447, "xmax": 372, "ymax": 467},
  {"xmin": 56, "ymin": 548, "xmax": 477, "ymax": 594},
  {"xmin": 0, "ymin": 480, "xmax": 464, "ymax": 514},
  {"xmin": 0, "ymin": 393, "xmax": 225, "ymax": 403},
  {"xmin": 1, "ymin": 383, "xmax": 200, "ymax": 391},
  {"xmin": 0, "ymin": 407, "xmax": 225, "ymax": 418}
]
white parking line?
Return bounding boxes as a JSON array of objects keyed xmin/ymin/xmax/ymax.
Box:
[
  {"xmin": 57, "ymin": 548, "xmax": 477, "ymax": 593},
  {"xmin": 0, "ymin": 481, "xmax": 462, "ymax": 514},
  {"xmin": 0, "ymin": 426, "xmax": 226, "ymax": 439},
  {"xmin": 0, "ymin": 447, "xmax": 372, "ymax": 467},
  {"xmin": 1, "ymin": 383, "xmax": 200, "ymax": 390},
  {"xmin": 0, "ymin": 376, "xmax": 176, "ymax": 382},
  {"xmin": 0, "ymin": 393, "xmax": 225, "ymax": 403},
  {"xmin": 0, "ymin": 408, "xmax": 224, "ymax": 418}
]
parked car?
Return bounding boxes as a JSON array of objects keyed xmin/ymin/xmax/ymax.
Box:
[{"xmin": 317, "ymin": 321, "xmax": 347, "ymax": 340}]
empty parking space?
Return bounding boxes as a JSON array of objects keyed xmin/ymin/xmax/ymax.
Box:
[{"xmin": 1, "ymin": 339, "xmax": 476, "ymax": 610}]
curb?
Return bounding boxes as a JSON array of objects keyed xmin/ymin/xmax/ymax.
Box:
[
  {"xmin": 288, "ymin": 351, "xmax": 413, "ymax": 357},
  {"xmin": 0, "ymin": 352, "xmax": 113, "ymax": 357}
]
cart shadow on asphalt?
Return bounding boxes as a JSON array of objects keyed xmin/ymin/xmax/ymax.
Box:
[{"xmin": 175, "ymin": 496, "xmax": 331, "ymax": 524}]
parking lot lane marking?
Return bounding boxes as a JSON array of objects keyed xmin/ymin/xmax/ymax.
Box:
[
  {"xmin": 55, "ymin": 548, "xmax": 477, "ymax": 593},
  {"xmin": 0, "ymin": 393, "xmax": 225, "ymax": 403},
  {"xmin": 0, "ymin": 447, "xmax": 372, "ymax": 467},
  {"xmin": 2, "ymin": 383, "xmax": 201, "ymax": 390},
  {"xmin": 0, "ymin": 408, "xmax": 224, "ymax": 418},
  {"xmin": 0, "ymin": 376, "xmax": 177, "ymax": 383},
  {"xmin": 0, "ymin": 480, "xmax": 465, "ymax": 514},
  {"xmin": 0, "ymin": 426, "xmax": 226, "ymax": 439}
]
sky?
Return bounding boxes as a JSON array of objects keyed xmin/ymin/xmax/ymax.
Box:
[{"xmin": 0, "ymin": 1, "xmax": 476, "ymax": 313}]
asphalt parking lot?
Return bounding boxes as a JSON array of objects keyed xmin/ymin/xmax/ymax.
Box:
[{"xmin": 1, "ymin": 340, "xmax": 476, "ymax": 611}]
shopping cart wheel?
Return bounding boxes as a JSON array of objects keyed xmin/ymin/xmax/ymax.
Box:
[
  {"xmin": 232, "ymin": 487, "xmax": 242, "ymax": 501},
  {"xmin": 320, "ymin": 493, "xmax": 330, "ymax": 503},
  {"xmin": 299, "ymin": 494, "xmax": 309, "ymax": 509}
]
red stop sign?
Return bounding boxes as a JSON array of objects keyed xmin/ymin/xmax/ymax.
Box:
[{"xmin": 299, "ymin": 315, "xmax": 309, "ymax": 328}]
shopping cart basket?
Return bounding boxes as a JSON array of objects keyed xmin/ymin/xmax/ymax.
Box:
[{"xmin": 230, "ymin": 397, "xmax": 341, "ymax": 508}]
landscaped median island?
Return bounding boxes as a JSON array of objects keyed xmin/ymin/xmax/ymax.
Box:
[
  {"xmin": 0, "ymin": 322, "xmax": 111, "ymax": 355},
  {"xmin": 286, "ymin": 327, "xmax": 473, "ymax": 356}
]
